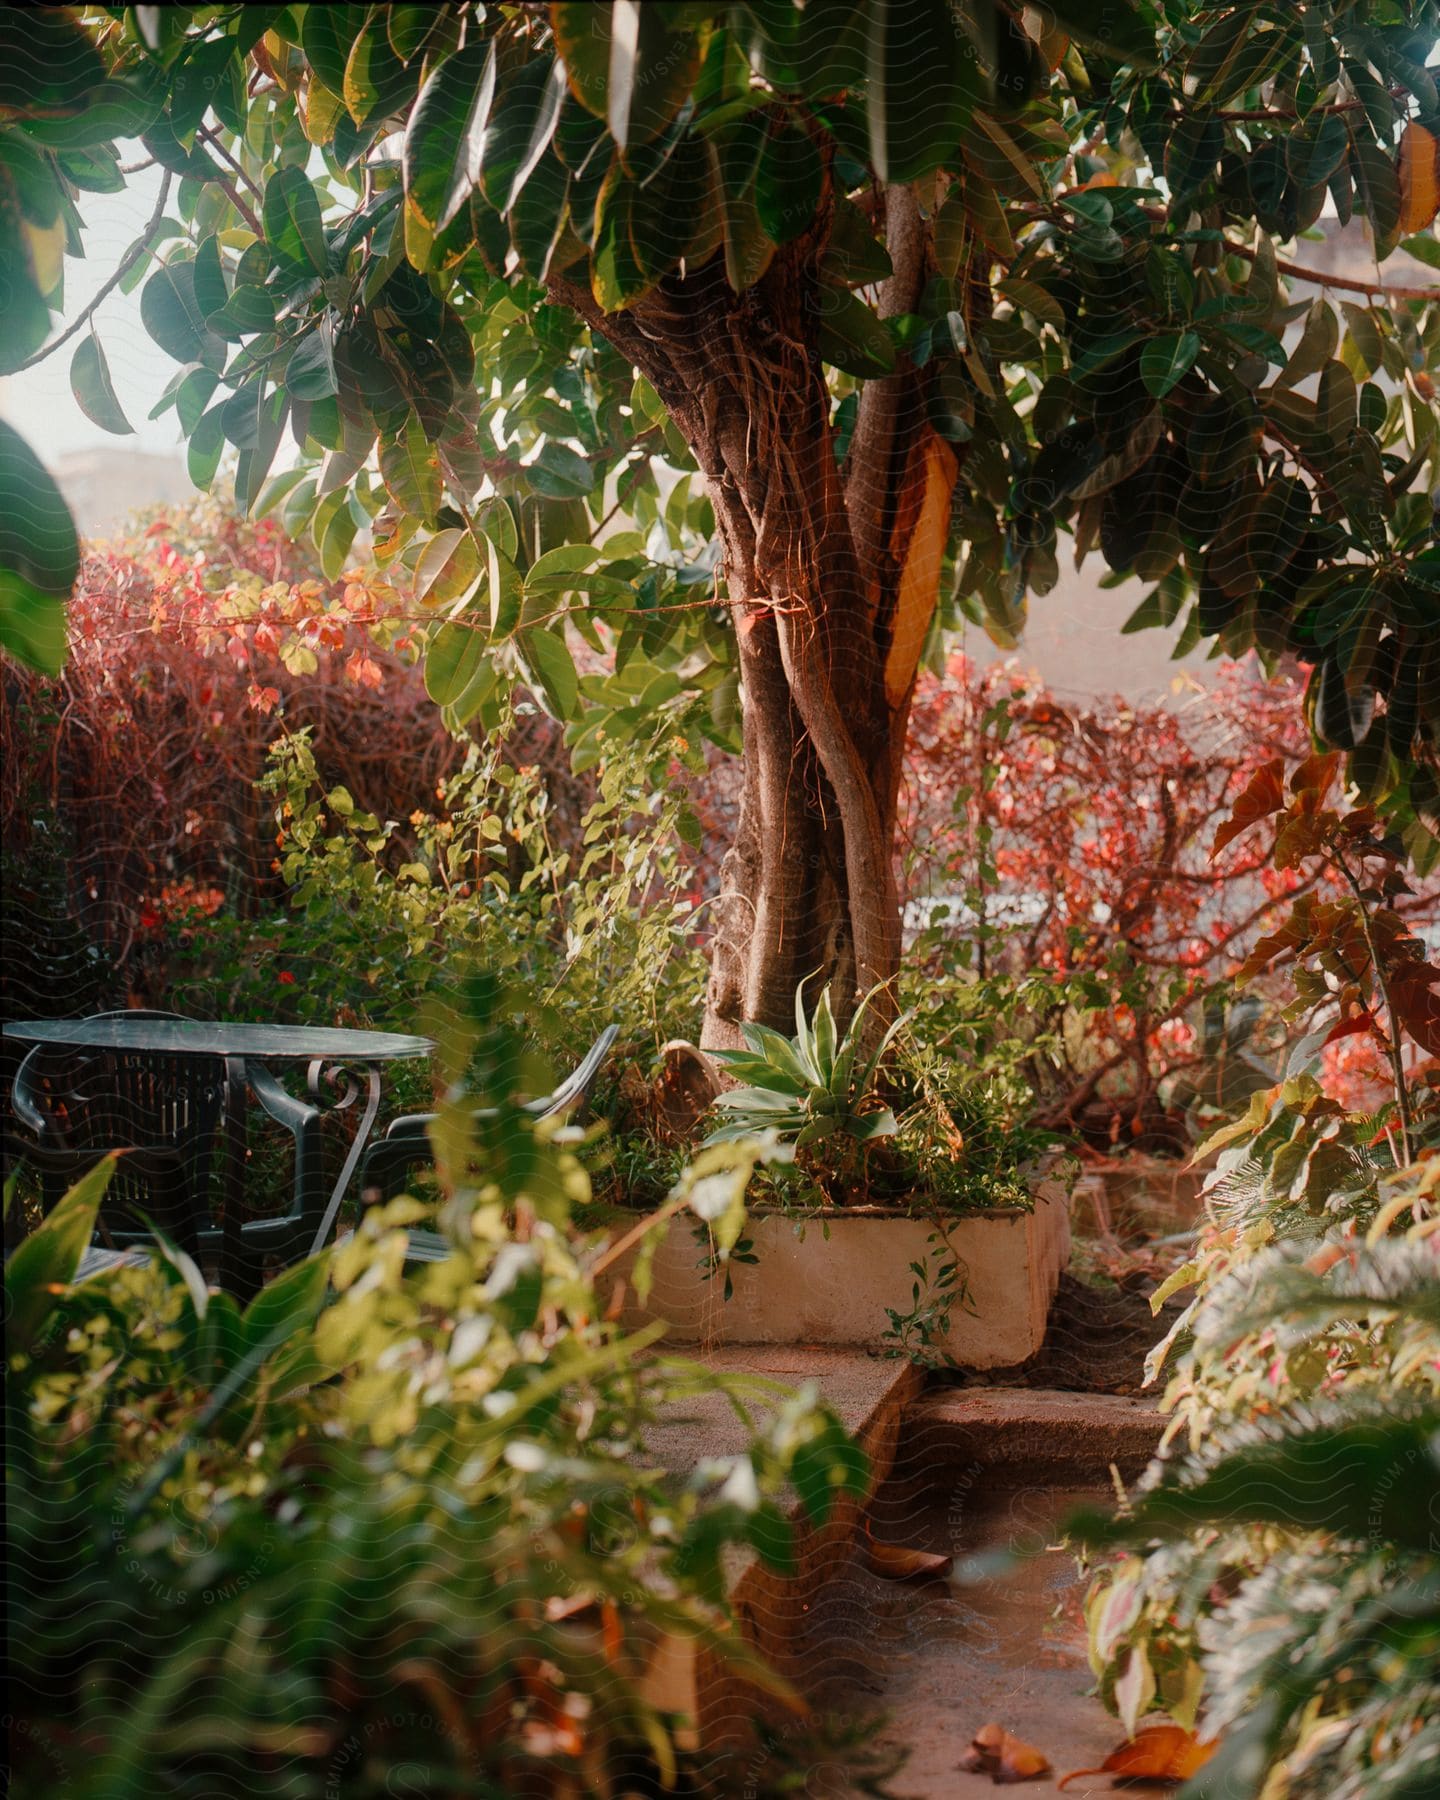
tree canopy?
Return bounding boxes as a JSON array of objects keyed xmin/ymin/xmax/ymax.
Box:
[{"xmin": 3, "ymin": 1, "xmax": 1439, "ymax": 1031}]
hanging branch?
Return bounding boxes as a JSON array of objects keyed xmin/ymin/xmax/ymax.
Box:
[
  {"xmin": 17, "ymin": 170, "xmax": 173, "ymax": 371},
  {"xmin": 1222, "ymin": 237, "xmax": 1440, "ymax": 305}
]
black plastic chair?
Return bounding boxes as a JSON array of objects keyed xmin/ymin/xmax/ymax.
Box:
[
  {"xmin": 7, "ymin": 1025, "xmax": 239, "ymax": 1286},
  {"xmin": 354, "ymin": 1025, "xmax": 619, "ymax": 1263},
  {"xmin": 5, "ymin": 1012, "xmax": 327, "ymax": 1291}
]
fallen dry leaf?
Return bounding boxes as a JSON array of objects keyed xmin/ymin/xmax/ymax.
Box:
[
  {"xmin": 868, "ymin": 1539, "xmax": 953, "ymax": 1579},
  {"xmin": 960, "ymin": 1721, "xmax": 1052, "ymax": 1783},
  {"xmin": 1058, "ymin": 1723, "xmax": 1216, "ymax": 1789}
]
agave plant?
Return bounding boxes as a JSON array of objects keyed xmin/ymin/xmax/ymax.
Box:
[{"xmin": 705, "ymin": 983, "xmax": 910, "ymax": 1150}]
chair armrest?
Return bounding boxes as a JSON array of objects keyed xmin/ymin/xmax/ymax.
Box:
[
  {"xmin": 249, "ymin": 1064, "xmax": 322, "ymax": 1135},
  {"xmin": 383, "ymin": 1112, "xmax": 436, "ymax": 1142},
  {"xmin": 380, "ymin": 1024, "xmax": 618, "ymax": 1143},
  {"xmin": 12, "ymin": 1047, "xmax": 53, "ymax": 1138},
  {"xmin": 529, "ymin": 1024, "xmax": 619, "ymax": 1120}
]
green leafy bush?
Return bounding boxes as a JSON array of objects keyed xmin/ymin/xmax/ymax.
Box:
[
  {"xmin": 164, "ymin": 720, "xmax": 707, "ymax": 1067},
  {"xmin": 1075, "ymin": 1223, "xmax": 1440, "ymax": 1800},
  {"xmin": 6, "ymin": 986, "xmax": 869, "ymax": 1799}
]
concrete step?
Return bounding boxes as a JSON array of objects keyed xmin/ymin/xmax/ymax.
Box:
[
  {"xmin": 639, "ymin": 1347, "xmax": 923, "ymax": 1753},
  {"xmin": 899, "ymin": 1385, "xmax": 1166, "ymax": 1487}
]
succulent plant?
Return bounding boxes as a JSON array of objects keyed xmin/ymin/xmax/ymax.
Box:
[{"xmin": 704, "ymin": 983, "xmax": 909, "ymax": 1150}]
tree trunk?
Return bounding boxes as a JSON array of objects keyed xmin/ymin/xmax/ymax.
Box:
[{"xmin": 551, "ymin": 188, "xmax": 957, "ymax": 1049}]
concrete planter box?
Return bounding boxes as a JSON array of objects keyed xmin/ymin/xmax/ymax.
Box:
[{"xmin": 612, "ymin": 1174, "xmax": 1070, "ymax": 1368}]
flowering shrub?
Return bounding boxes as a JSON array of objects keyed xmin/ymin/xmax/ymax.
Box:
[
  {"xmin": 4, "ymin": 501, "xmax": 482, "ymax": 969},
  {"xmin": 895, "ymin": 653, "xmax": 1440, "ymax": 1146}
]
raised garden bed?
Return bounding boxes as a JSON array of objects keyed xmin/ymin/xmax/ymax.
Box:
[{"xmin": 611, "ymin": 1174, "xmax": 1071, "ymax": 1367}]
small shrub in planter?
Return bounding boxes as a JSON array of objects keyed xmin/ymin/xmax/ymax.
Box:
[{"xmin": 612, "ymin": 984, "xmax": 1072, "ymax": 1366}]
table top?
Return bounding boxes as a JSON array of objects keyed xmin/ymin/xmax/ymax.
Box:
[{"xmin": 2, "ymin": 1018, "xmax": 434, "ymax": 1063}]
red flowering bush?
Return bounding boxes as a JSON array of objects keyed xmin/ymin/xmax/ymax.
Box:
[
  {"xmin": 1, "ymin": 498, "xmax": 460, "ymax": 969},
  {"xmin": 896, "ymin": 652, "xmax": 1437, "ymax": 1146}
]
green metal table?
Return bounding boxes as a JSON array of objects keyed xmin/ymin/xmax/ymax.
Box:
[{"xmin": 2, "ymin": 1019, "xmax": 434, "ymax": 1262}]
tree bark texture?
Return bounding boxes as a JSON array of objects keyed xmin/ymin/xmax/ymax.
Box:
[{"xmin": 552, "ymin": 187, "xmax": 958, "ymax": 1048}]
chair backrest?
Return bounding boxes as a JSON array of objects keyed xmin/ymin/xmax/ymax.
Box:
[
  {"xmin": 15, "ymin": 1031, "xmax": 226, "ymax": 1229},
  {"xmin": 528, "ymin": 1025, "xmax": 620, "ymax": 1120}
]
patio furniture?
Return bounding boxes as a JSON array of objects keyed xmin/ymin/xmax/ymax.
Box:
[
  {"xmin": 357, "ymin": 1024, "xmax": 619, "ymax": 1263},
  {"xmin": 6, "ymin": 1012, "xmax": 241, "ymax": 1285},
  {"xmin": 3, "ymin": 1017, "xmax": 433, "ymax": 1292}
]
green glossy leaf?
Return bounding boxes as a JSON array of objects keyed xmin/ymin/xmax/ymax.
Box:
[
  {"xmin": 379, "ymin": 416, "xmax": 442, "ymax": 525},
  {"xmin": 5, "ymin": 1157, "xmax": 115, "ymax": 1346},
  {"xmin": 387, "ymin": 5, "xmax": 438, "ymax": 63},
  {"xmin": 481, "ymin": 56, "xmax": 569, "ymax": 214},
  {"xmin": 252, "ymin": 466, "xmax": 310, "ymax": 521},
  {"xmin": 286, "ymin": 315, "xmax": 338, "ymax": 400},
  {"xmin": 70, "ymin": 333, "xmax": 134, "ymax": 435},
  {"xmin": 20, "ymin": 71, "xmax": 165, "ymax": 150},
  {"xmin": 263, "ymin": 164, "xmax": 328, "ymax": 275},
  {"xmin": 312, "ymin": 487, "xmax": 359, "ymax": 580},
  {"xmin": 606, "ymin": 0, "xmax": 706, "ymax": 149},
  {"xmin": 210, "ymin": 281, "xmax": 276, "ymax": 338},
  {"xmin": 1164, "ymin": 114, "xmax": 1222, "ymax": 203},
  {"xmin": 403, "ymin": 36, "xmax": 497, "ymax": 232},
  {"xmin": 475, "ymin": 496, "xmax": 519, "ymax": 560},
  {"xmin": 169, "ymin": 35, "xmax": 244, "ymax": 141},
  {"xmin": 1140, "ymin": 330, "xmax": 1199, "ymax": 398},
  {"xmin": 187, "ymin": 407, "xmax": 227, "ymax": 490},
  {"xmin": 1047, "ymin": 0, "xmax": 1156, "ymax": 65},
  {"xmin": 414, "ymin": 526, "xmax": 482, "ymax": 606},
  {"xmin": 192, "ymin": 231, "xmax": 228, "ymax": 319},
  {"xmin": 517, "ymin": 625, "xmax": 580, "ymax": 718},
  {"xmin": 175, "ymin": 367, "xmax": 219, "ymax": 435},
  {"xmin": 426, "ymin": 615, "xmax": 487, "ymax": 705},
  {"xmin": 57, "ymin": 144, "xmax": 124, "ymax": 194},
  {"xmin": 487, "ymin": 536, "xmax": 523, "ymax": 637},
  {"xmin": 342, "ymin": 16, "xmax": 414, "ymax": 125},
  {"xmin": 141, "ymin": 260, "xmax": 220, "ymax": 364},
  {"xmin": 509, "ymin": 150, "xmax": 570, "ymax": 279},
  {"xmin": 706, "ymin": 116, "xmax": 774, "ymax": 293},
  {"xmin": 0, "ymin": 421, "xmax": 77, "ymax": 674},
  {"xmin": 592, "ymin": 167, "xmax": 659, "ymax": 309},
  {"xmin": 0, "ymin": 7, "xmax": 105, "ymax": 114},
  {"xmin": 866, "ymin": 0, "xmax": 975, "ymax": 184},
  {"xmin": 234, "ymin": 388, "xmax": 289, "ymax": 517},
  {"xmin": 524, "ymin": 543, "xmax": 601, "ymax": 592},
  {"xmin": 552, "ymin": 2, "xmax": 614, "ymax": 121},
  {"xmin": 1350, "ymin": 137, "xmax": 1401, "ymax": 261},
  {"xmin": 529, "ymin": 441, "xmax": 594, "ymax": 498},
  {"xmin": 755, "ymin": 119, "xmax": 822, "ymax": 244},
  {"xmin": 301, "ymin": 3, "xmax": 367, "ymax": 98},
  {"xmin": 815, "ymin": 285, "xmax": 896, "ymax": 377}
]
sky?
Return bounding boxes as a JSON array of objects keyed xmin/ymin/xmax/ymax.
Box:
[{"xmin": 1, "ymin": 161, "xmax": 190, "ymax": 465}]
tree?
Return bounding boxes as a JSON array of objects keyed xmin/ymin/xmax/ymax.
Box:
[{"xmin": 3, "ymin": 1, "xmax": 1439, "ymax": 1047}]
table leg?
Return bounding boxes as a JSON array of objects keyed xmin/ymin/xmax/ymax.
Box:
[
  {"xmin": 307, "ymin": 1062, "xmax": 382, "ymax": 1257},
  {"xmin": 222, "ymin": 1056, "xmax": 260, "ymax": 1301}
]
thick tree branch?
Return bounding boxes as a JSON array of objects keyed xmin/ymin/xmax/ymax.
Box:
[{"xmin": 842, "ymin": 184, "xmax": 930, "ymax": 591}]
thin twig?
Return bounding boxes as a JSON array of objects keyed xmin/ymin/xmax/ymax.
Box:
[
  {"xmin": 198, "ymin": 125, "xmax": 264, "ymax": 201},
  {"xmin": 1223, "ymin": 237, "xmax": 1440, "ymax": 304},
  {"xmin": 1330, "ymin": 846, "xmax": 1415, "ymax": 1165},
  {"xmin": 16, "ymin": 169, "xmax": 173, "ymax": 371},
  {"xmin": 194, "ymin": 132, "xmax": 263, "ymax": 236}
]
